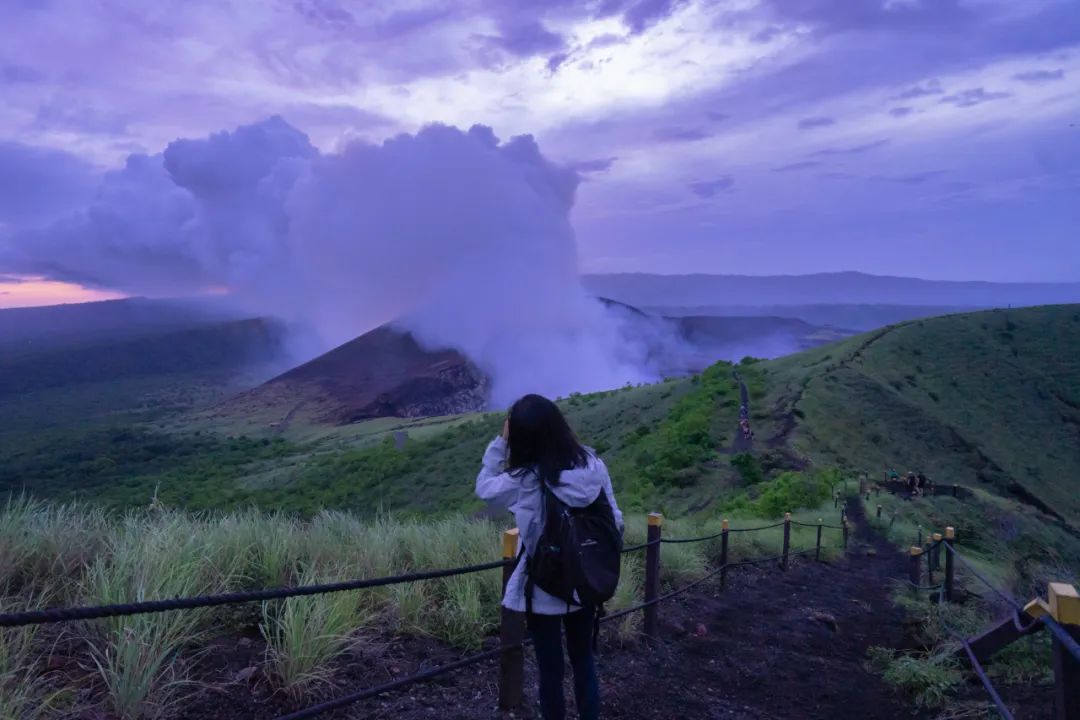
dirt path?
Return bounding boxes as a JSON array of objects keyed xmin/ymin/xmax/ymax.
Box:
[
  {"xmin": 732, "ymin": 371, "xmax": 754, "ymax": 453},
  {"xmin": 205, "ymin": 499, "xmax": 918, "ymax": 720}
]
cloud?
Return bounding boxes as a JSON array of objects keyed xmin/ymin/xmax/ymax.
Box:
[
  {"xmin": 34, "ymin": 101, "xmax": 129, "ymax": 135},
  {"xmin": 940, "ymin": 87, "xmax": 1010, "ymax": 108},
  {"xmin": 773, "ymin": 160, "xmax": 823, "ymax": 172},
  {"xmin": 688, "ymin": 176, "xmax": 734, "ymax": 198},
  {"xmin": 876, "ymin": 169, "xmax": 947, "ymax": 184},
  {"xmin": 810, "ymin": 139, "xmax": 890, "ymax": 157},
  {"xmin": 652, "ymin": 126, "xmax": 712, "ymax": 142},
  {"xmin": 1013, "ymin": 68, "xmax": 1065, "ymax": 84},
  {"xmin": 292, "ymin": 0, "xmax": 357, "ymax": 32},
  {"xmin": 489, "ymin": 19, "xmax": 565, "ymax": 57},
  {"xmin": 0, "ymin": 140, "xmax": 99, "ymax": 229},
  {"xmin": 0, "ymin": 116, "xmax": 670, "ymax": 403},
  {"xmin": 892, "ymin": 79, "xmax": 944, "ymax": 100},
  {"xmin": 798, "ymin": 116, "xmax": 836, "ymax": 130},
  {"xmin": 546, "ymin": 52, "xmax": 569, "ymax": 73},
  {"xmin": 569, "ymin": 156, "xmax": 618, "ymax": 174},
  {"xmin": 752, "ymin": 25, "xmax": 784, "ymax": 43},
  {"xmin": 759, "ymin": 0, "xmax": 972, "ymax": 33},
  {"xmin": 1, "ymin": 63, "xmax": 44, "ymax": 84},
  {"xmin": 889, "ymin": 106, "xmax": 914, "ymax": 117},
  {"xmin": 705, "ymin": 111, "xmax": 730, "ymax": 122},
  {"xmin": 622, "ymin": 0, "xmax": 684, "ymax": 34}
]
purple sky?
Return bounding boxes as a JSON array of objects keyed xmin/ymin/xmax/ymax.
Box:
[{"xmin": 1, "ymin": 0, "xmax": 1079, "ymax": 300}]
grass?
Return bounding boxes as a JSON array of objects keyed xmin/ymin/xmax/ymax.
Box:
[
  {"xmin": 0, "ymin": 488, "xmax": 845, "ymax": 717},
  {"xmin": 261, "ymin": 565, "xmax": 363, "ymax": 699},
  {"xmin": 760, "ymin": 305, "xmax": 1080, "ymax": 524}
]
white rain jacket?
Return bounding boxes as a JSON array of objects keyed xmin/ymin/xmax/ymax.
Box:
[{"xmin": 475, "ymin": 436, "xmax": 624, "ymax": 615}]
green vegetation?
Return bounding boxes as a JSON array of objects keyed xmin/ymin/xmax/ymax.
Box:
[
  {"xmin": 759, "ymin": 305, "xmax": 1080, "ymax": 524},
  {"xmin": 0, "ymin": 494, "xmax": 844, "ymax": 719}
]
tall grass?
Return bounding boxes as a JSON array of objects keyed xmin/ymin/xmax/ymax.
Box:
[
  {"xmin": 0, "ymin": 594, "xmax": 72, "ymax": 719},
  {"xmin": 82, "ymin": 512, "xmax": 238, "ymax": 719},
  {"xmin": 261, "ymin": 566, "xmax": 363, "ymax": 699},
  {"xmin": 0, "ymin": 497, "xmax": 847, "ymax": 716}
]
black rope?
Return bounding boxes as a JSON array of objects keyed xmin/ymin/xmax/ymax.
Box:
[
  {"xmin": 276, "ymin": 542, "xmax": 847, "ymax": 719},
  {"xmin": 951, "ymin": 627, "xmax": 1016, "ymax": 720},
  {"xmin": 725, "ymin": 521, "xmax": 787, "ymax": 533},
  {"xmin": 273, "ymin": 642, "xmax": 525, "ymax": 720},
  {"xmin": 621, "ymin": 539, "xmax": 657, "ymax": 554},
  {"xmin": 0, "ymin": 559, "xmax": 512, "ymax": 628},
  {"xmin": 657, "ymin": 522, "xmax": 785, "ymax": 545},
  {"xmin": 906, "ymin": 581, "xmax": 943, "ymax": 591},
  {"xmin": 789, "ymin": 520, "xmax": 845, "ymax": 530},
  {"xmin": 943, "ymin": 542, "xmax": 1080, "ymax": 663},
  {"xmin": 602, "ymin": 545, "xmax": 842, "ymax": 624}
]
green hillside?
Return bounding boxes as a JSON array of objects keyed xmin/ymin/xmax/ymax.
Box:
[{"xmin": 756, "ymin": 304, "xmax": 1080, "ymax": 525}]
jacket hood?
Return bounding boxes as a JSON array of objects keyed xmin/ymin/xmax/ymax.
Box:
[{"xmin": 547, "ymin": 453, "xmax": 605, "ymax": 508}]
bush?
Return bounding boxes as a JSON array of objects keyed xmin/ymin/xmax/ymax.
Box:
[
  {"xmin": 730, "ymin": 453, "xmax": 763, "ymax": 485},
  {"xmin": 746, "ymin": 470, "xmax": 834, "ymax": 518}
]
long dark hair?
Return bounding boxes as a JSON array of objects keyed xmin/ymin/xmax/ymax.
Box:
[{"xmin": 506, "ymin": 394, "xmax": 589, "ymax": 486}]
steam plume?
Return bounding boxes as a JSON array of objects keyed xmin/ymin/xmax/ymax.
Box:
[{"xmin": 1, "ymin": 117, "xmax": 660, "ymax": 404}]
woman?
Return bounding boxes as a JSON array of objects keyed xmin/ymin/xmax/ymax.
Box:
[{"xmin": 476, "ymin": 393, "xmax": 623, "ymax": 720}]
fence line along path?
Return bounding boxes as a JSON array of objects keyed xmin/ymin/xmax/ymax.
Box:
[{"xmin": 0, "ymin": 506, "xmax": 850, "ymax": 718}]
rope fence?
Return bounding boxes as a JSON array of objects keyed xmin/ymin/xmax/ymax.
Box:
[
  {"xmin": 903, "ymin": 524, "xmax": 1080, "ymax": 719},
  {"xmin": 0, "ymin": 558, "xmax": 513, "ymax": 628},
  {"xmin": 0, "ymin": 505, "xmax": 851, "ymax": 719}
]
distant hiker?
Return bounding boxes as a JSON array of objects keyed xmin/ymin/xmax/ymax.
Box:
[
  {"xmin": 907, "ymin": 472, "xmax": 919, "ymax": 497},
  {"xmin": 916, "ymin": 472, "xmax": 927, "ymax": 493},
  {"xmin": 476, "ymin": 393, "xmax": 624, "ymax": 720}
]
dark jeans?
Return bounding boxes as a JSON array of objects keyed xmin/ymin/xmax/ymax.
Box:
[{"xmin": 527, "ymin": 608, "xmax": 599, "ymax": 720}]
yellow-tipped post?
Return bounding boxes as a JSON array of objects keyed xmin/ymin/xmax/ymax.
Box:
[
  {"xmin": 644, "ymin": 513, "xmax": 663, "ymax": 640},
  {"xmin": 944, "ymin": 526, "xmax": 956, "ymax": 601},
  {"xmin": 909, "ymin": 546, "xmax": 924, "ymax": 590},
  {"xmin": 1049, "ymin": 583, "xmax": 1080, "ymax": 719},
  {"xmin": 815, "ymin": 517, "xmax": 823, "ymax": 562},
  {"xmin": 499, "ymin": 528, "xmax": 524, "ymax": 710}
]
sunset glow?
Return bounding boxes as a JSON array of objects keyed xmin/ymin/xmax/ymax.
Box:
[{"xmin": 0, "ymin": 275, "xmax": 125, "ymax": 309}]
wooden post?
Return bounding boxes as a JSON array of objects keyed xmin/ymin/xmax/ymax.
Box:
[
  {"xmin": 782, "ymin": 513, "xmax": 792, "ymax": 570},
  {"xmin": 932, "ymin": 533, "xmax": 943, "ymax": 571},
  {"xmin": 815, "ymin": 518, "xmax": 823, "ymax": 562},
  {"xmin": 917, "ymin": 526, "xmax": 923, "ymax": 545},
  {"xmin": 499, "ymin": 528, "xmax": 525, "ymax": 710},
  {"xmin": 842, "ymin": 517, "xmax": 849, "ymax": 549},
  {"xmin": 944, "ymin": 526, "xmax": 956, "ymax": 602},
  {"xmin": 719, "ymin": 519, "xmax": 730, "ymax": 589},
  {"xmin": 925, "ymin": 539, "xmax": 934, "ymax": 586},
  {"xmin": 953, "ymin": 484, "xmax": 958, "ymax": 498},
  {"xmin": 859, "ymin": 476, "xmax": 867, "ymax": 497},
  {"xmin": 876, "ymin": 504, "xmax": 882, "ymax": 521},
  {"xmin": 1050, "ymin": 583, "xmax": 1080, "ymax": 720},
  {"xmin": 1052, "ymin": 586, "xmax": 1080, "ymax": 718},
  {"xmin": 643, "ymin": 513, "xmax": 663, "ymax": 641},
  {"xmin": 909, "ymin": 546, "xmax": 923, "ymax": 590}
]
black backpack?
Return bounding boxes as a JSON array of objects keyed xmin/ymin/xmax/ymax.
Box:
[{"xmin": 524, "ymin": 480, "xmax": 623, "ymax": 636}]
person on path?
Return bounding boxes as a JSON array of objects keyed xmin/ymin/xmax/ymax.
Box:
[{"xmin": 476, "ymin": 393, "xmax": 624, "ymax": 720}]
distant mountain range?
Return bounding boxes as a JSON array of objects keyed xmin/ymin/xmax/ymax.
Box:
[{"xmin": 582, "ymin": 272, "xmax": 1080, "ymax": 309}]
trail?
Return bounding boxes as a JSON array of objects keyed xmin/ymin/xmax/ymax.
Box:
[
  {"xmin": 591, "ymin": 499, "xmax": 917, "ymax": 720},
  {"xmin": 250, "ymin": 501, "xmax": 920, "ymax": 720},
  {"xmin": 732, "ymin": 371, "xmax": 754, "ymax": 453}
]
